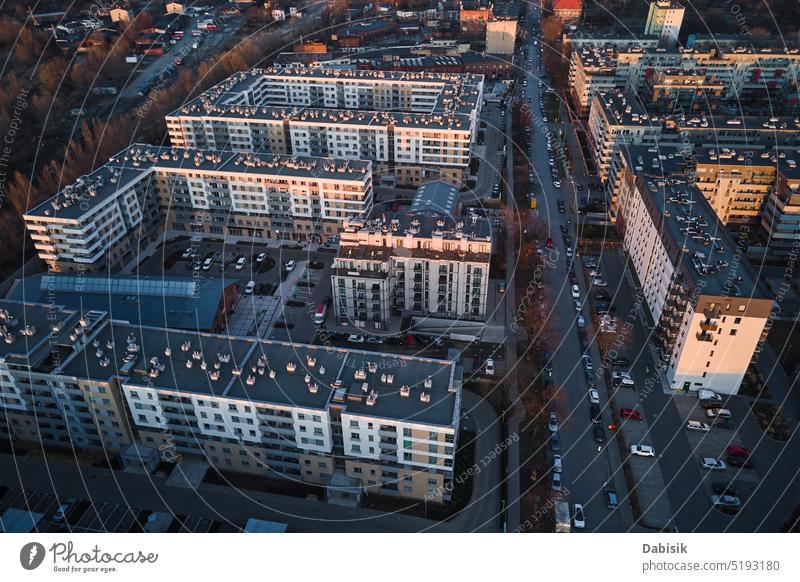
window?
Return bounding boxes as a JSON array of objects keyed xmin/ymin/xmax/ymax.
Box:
[
  {"xmin": 730, "ymin": 329, "xmax": 737, "ymax": 336},
  {"xmin": 352, "ymin": 444, "xmax": 362, "ymax": 453},
  {"xmin": 350, "ymin": 420, "xmax": 359, "ymax": 428},
  {"xmin": 734, "ymin": 317, "xmax": 741, "ymax": 324},
  {"xmin": 403, "ymin": 428, "xmax": 412, "ymax": 437}
]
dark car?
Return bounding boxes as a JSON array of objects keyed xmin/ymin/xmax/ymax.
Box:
[
  {"xmin": 605, "ymin": 489, "xmax": 618, "ymax": 509},
  {"xmin": 712, "ymin": 482, "xmax": 738, "ymax": 496},
  {"xmin": 386, "ymin": 336, "xmax": 403, "ymax": 346},
  {"xmin": 590, "ymin": 403, "xmax": 601, "ymax": 424},
  {"xmin": 701, "ymin": 398, "xmax": 725, "ymax": 409},
  {"xmin": 610, "ymin": 356, "xmax": 630, "ymax": 366},
  {"xmin": 727, "ymin": 445, "xmax": 752, "ymax": 457},
  {"xmin": 727, "ymin": 454, "xmax": 754, "ymax": 469},
  {"xmin": 594, "ymin": 426, "xmax": 606, "ymax": 443},
  {"xmin": 594, "ymin": 290, "xmax": 611, "ymax": 301},
  {"xmin": 550, "ymin": 432, "xmax": 561, "ymax": 452}
]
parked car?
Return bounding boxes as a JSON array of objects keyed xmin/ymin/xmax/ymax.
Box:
[
  {"xmin": 621, "ymin": 408, "xmax": 642, "ymax": 421},
  {"xmin": 727, "ymin": 454, "xmax": 754, "ymax": 469},
  {"xmin": 571, "ymin": 284, "xmax": 580, "ymax": 299},
  {"xmin": 630, "ymin": 444, "xmax": 656, "ymax": 457},
  {"xmin": 548, "ymin": 411, "xmax": 559, "ymax": 432},
  {"xmin": 698, "ymin": 389, "xmax": 722, "ymax": 402},
  {"xmin": 706, "ymin": 408, "xmax": 732, "ymax": 419},
  {"xmin": 553, "ymin": 454, "xmax": 562, "ymax": 473},
  {"xmin": 572, "ymin": 504, "xmax": 585, "ymax": 529},
  {"xmin": 712, "ymin": 482, "xmax": 738, "ymax": 496},
  {"xmin": 574, "ymin": 300, "xmax": 583, "ymax": 312},
  {"xmin": 710, "ymin": 495, "xmax": 741, "ymax": 512},
  {"xmin": 244, "ymin": 280, "xmax": 255, "ymax": 294},
  {"xmin": 550, "ymin": 432, "xmax": 561, "ymax": 452},
  {"xmin": 605, "ymin": 489, "xmax": 618, "ymax": 509},
  {"xmin": 202, "ymin": 257, "xmax": 214, "ymax": 270},
  {"xmin": 588, "ymin": 388, "xmax": 600, "ymax": 404},
  {"xmin": 347, "ymin": 334, "xmax": 365, "ymax": 344},
  {"xmin": 284, "ymin": 260, "xmax": 296, "ymax": 272},
  {"xmin": 582, "ymin": 354, "xmax": 593, "ymax": 372},
  {"xmin": 552, "ymin": 472, "xmax": 562, "ymax": 491},
  {"xmin": 700, "ymin": 398, "xmax": 725, "ymax": 409},
  {"xmin": 234, "ymin": 256, "xmax": 247, "ymax": 270},
  {"xmin": 701, "ymin": 457, "xmax": 727, "ymax": 471},
  {"xmin": 485, "ymin": 358, "xmax": 495, "ymax": 376},
  {"xmin": 686, "ymin": 420, "xmax": 711, "ymax": 432},
  {"xmin": 256, "ymin": 252, "xmax": 268, "ymax": 263},
  {"xmin": 609, "ymin": 356, "xmax": 630, "ymax": 366},
  {"xmin": 594, "ymin": 425, "xmax": 606, "ymax": 443}
]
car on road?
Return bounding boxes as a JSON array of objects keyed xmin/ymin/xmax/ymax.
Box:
[
  {"xmin": 485, "ymin": 358, "xmax": 495, "ymax": 376},
  {"xmin": 550, "ymin": 432, "xmax": 561, "ymax": 452},
  {"xmin": 608, "ymin": 356, "xmax": 630, "ymax": 367},
  {"xmin": 698, "ymin": 389, "xmax": 722, "ymax": 402},
  {"xmin": 571, "ymin": 284, "xmax": 580, "ymax": 298},
  {"xmin": 591, "ymin": 278, "xmax": 607, "ymax": 287},
  {"xmin": 574, "ymin": 300, "xmax": 583, "ymax": 312},
  {"xmin": 244, "ymin": 280, "xmax": 255, "ymax": 294},
  {"xmin": 686, "ymin": 420, "xmax": 711, "ymax": 432},
  {"xmin": 577, "ymin": 315, "xmax": 586, "ymax": 328},
  {"xmin": 553, "ymin": 180, "xmax": 561, "ymax": 188},
  {"xmin": 202, "ymin": 257, "xmax": 214, "ymax": 271},
  {"xmin": 572, "ymin": 504, "xmax": 585, "ymax": 529},
  {"xmin": 552, "ymin": 472, "xmax": 562, "ymax": 491},
  {"xmin": 256, "ymin": 252, "xmax": 268, "ymax": 263},
  {"xmin": 727, "ymin": 445, "xmax": 751, "ymax": 458},
  {"xmin": 630, "ymin": 444, "xmax": 656, "ymax": 457},
  {"xmin": 284, "ymin": 260, "xmax": 296, "ymax": 272},
  {"xmin": 565, "ymin": 248, "xmax": 573, "ymax": 259},
  {"xmin": 621, "ymin": 408, "xmax": 642, "ymax": 421},
  {"xmin": 594, "ymin": 425, "xmax": 606, "ymax": 443},
  {"xmin": 366, "ymin": 336, "xmax": 384, "ymax": 345},
  {"xmin": 712, "ymin": 482, "xmax": 738, "ymax": 496},
  {"xmin": 588, "ymin": 388, "xmax": 600, "ymax": 404},
  {"xmin": 347, "ymin": 334, "xmax": 365, "ymax": 344},
  {"xmin": 182, "ymin": 247, "xmax": 195, "ymax": 259},
  {"xmin": 701, "ymin": 457, "xmax": 727, "ymax": 471},
  {"xmin": 235, "ymin": 256, "xmax": 247, "ymax": 270},
  {"xmin": 546, "ymin": 238, "xmax": 554, "ymax": 249},
  {"xmin": 710, "ymin": 495, "xmax": 741, "ymax": 512},
  {"xmin": 548, "ymin": 411, "xmax": 559, "ymax": 432},
  {"xmin": 706, "ymin": 408, "xmax": 731, "ymax": 419},
  {"xmin": 553, "ymin": 454, "xmax": 562, "ymax": 473},
  {"xmin": 582, "ymin": 354, "xmax": 593, "ymax": 372}
]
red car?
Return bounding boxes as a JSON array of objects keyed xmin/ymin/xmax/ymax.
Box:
[
  {"xmin": 546, "ymin": 238, "xmax": 553, "ymax": 249},
  {"xmin": 621, "ymin": 408, "xmax": 642, "ymax": 422},
  {"xmin": 726, "ymin": 445, "xmax": 751, "ymax": 458}
]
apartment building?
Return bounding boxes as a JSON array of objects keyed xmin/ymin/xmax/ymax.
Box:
[
  {"xmin": 761, "ymin": 161, "xmax": 800, "ymax": 256},
  {"xmin": 587, "ymin": 91, "xmax": 664, "ymax": 182},
  {"xmin": 0, "ymin": 302, "xmax": 132, "ymax": 453},
  {"xmin": 331, "ymin": 182, "xmax": 492, "ymax": 329},
  {"xmin": 551, "ymin": 0, "xmax": 582, "ymax": 21},
  {"xmin": 24, "ymin": 145, "xmax": 373, "ymax": 272},
  {"xmin": 166, "ymin": 67, "xmax": 484, "ymax": 187},
  {"xmin": 0, "ymin": 299, "xmax": 464, "ymax": 503},
  {"xmin": 644, "ymin": 0, "xmax": 685, "ymax": 46},
  {"xmin": 613, "ymin": 147, "xmax": 774, "ymax": 395},
  {"xmin": 661, "ymin": 115, "xmax": 800, "ymax": 151},
  {"xmin": 569, "ymin": 44, "xmax": 800, "ymax": 116}
]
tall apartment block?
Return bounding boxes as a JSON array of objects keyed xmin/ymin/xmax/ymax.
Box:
[
  {"xmin": 644, "ymin": 0, "xmax": 685, "ymax": 46},
  {"xmin": 568, "ymin": 44, "xmax": 800, "ymax": 116},
  {"xmin": 612, "ymin": 146, "xmax": 774, "ymax": 394},
  {"xmin": 166, "ymin": 67, "xmax": 484, "ymax": 187},
  {"xmin": 24, "ymin": 145, "xmax": 373, "ymax": 272},
  {"xmin": 587, "ymin": 91, "xmax": 663, "ymax": 183},
  {"xmin": 0, "ymin": 299, "xmax": 463, "ymax": 503},
  {"xmin": 331, "ymin": 182, "xmax": 492, "ymax": 329}
]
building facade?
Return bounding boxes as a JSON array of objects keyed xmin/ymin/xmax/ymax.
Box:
[
  {"xmin": 24, "ymin": 145, "xmax": 374, "ymax": 272},
  {"xmin": 166, "ymin": 67, "xmax": 484, "ymax": 187},
  {"xmin": 644, "ymin": 0, "xmax": 685, "ymax": 46}
]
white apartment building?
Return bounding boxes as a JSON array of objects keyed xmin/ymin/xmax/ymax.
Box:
[
  {"xmin": 569, "ymin": 44, "xmax": 800, "ymax": 116},
  {"xmin": 644, "ymin": 0, "xmax": 685, "ymax": 46},
  {"xmin": 587, "ymin": 91, "xmax": 663, "ymax": 183},
  {"xmin": 24, "ymin": 145, "xmax": 374, "ymax": 272},
  {"xmin": 331, "ymin": 182, "xmax": 492, "ymax": 329},
  {"xmin": 166, "ymin": 67, "xmax": 484, "ymax": 187},
  {"xmin": 613, "ymin": 147, "xmax": 774, "ymax": 395}
]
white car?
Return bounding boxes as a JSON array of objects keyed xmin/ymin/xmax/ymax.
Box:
[
  {"xmin": 630, "ymin": 444, "xmax": 656, "ymax": 457},
  {"xmin": 284, "ymin": 260, "xmax": 296, "ymax": 272},
  {"xmin": 347, "ymin": 334, "xmax": 365, "ymax": 344},
  {"xmin": 577, "ymin": 315, "xmax": 586, "ymax": 328},
  {"xmin": 485, "ymin": 358, "xmax": 495, "ymax": 376},
  {"xmin": 244, "ymin": 280, "xmax": 255, "ymax": 294},
  {"xmin": 588, "ymin": 389, "xmax": 600, "ymax": 404},
  {"xmin": 565, "ymin": 248, "xmax": 573, "ymax": 259},
  {"xmin": 701, "ymin": 458, "xmax": 727, "ymax": 471},
  {"xmin": 548, "ymin": 411, "xmax": 559, "ymax": 432},
  {"xmin": 574, "ymin": 300, "xmax": 583, "ymax": 312},
  {"xmin": 592, "ymin": 278, "xmax": 607, "ymax": 287},
  {"xmin": 182, "ymin": 247, "xmax": 194, "ymax": 259},
  {"xmin": 711, "ymin": 495, "xmax": 741, "ymax": 509},
  {"xmin": 256, "ymin": 252, "xmax": 268, "ymax": 263},
  {"xmin": 202, "ymin": 257, "xmax": 214, "ymax": 271},
  {"xmin": 571, "ymin": 284, "xmax": 580, "ymax": 299},
  {"xmin": 686, "ymin": 420, "xmax": 711, "ymax": 432},
  {"xmin": 234, "ymin": 256, "xmax": 247, "ymax": 270},
  {"xmin": 698, "ymin": 389, "xmax": 722, "ymax": 402},
  {"xmin": 582, "ymin": 354, "xmax": 593, "ymax": 371},
  {"xmin": 553, "ymin": 180, "xmax": 561, "ymax": 188},
  {"xmin": 553, "ymin": 454, "xmax": 562, "ymax": 473},
  {"xmin": 572, "ymin": 504, "xmax": 585, "ymax": 529}
]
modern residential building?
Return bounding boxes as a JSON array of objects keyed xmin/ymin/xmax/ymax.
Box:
[
  {"xmin": 587, "ymin": 91, "xmax": 664, "ymax": 182},
  {"xmin": 24, "ymin": 145, "xmax": 373, "ymax": 272},
  {"xmin": 569, "ymin": 44, "xmax": 800, "ymax": 116},
  {"xmin": 166, "ymin": 67, "xmax": 484, "ymax": 187},
  {"xmin": 644, "ymin": 0, "xmax": 685, "ymax": 46},
  {"xmin": 661, "ymin": 115, "xmax": 800, "ymax": 151},
  {"xmin": 0, "ymin": 302, "xmax": 132, "ymax": 453},
  {"xmin": 761, "ymin": 159, "xmax": 800, "ymax": 256},
  {"xmin": 331, "ymin": 182, "xmax": 492, "ymax": 329},
  {"xmin": 613, "ymin": 147, "xmax": 774, "ymax": 395},
  {"xmin": 0, "ymin": 299, "xmax": 464, "ymax": 503}
]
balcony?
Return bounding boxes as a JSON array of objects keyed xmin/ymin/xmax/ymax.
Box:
[
  {"xmin": 696, "ymin": 331, "xmax": 714, "ymax": 342},
  {"xmin": 699, "ymin": 319, "xmax": 718, "ymax": 332},
  {"xmin": 703, "ymin": 306, "xmax": 721, "ymax": 319}
]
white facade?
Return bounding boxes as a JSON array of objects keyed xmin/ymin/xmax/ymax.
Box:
[{"xmin": 644, "ymin": 0, "xmax": 685, "ymax": 45}]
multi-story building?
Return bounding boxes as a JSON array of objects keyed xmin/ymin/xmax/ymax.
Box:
[
  {"xmin": 331, "ymin": 182, "xmax": 492, "ymax": 329},
  {"xmin": 551, "ymin": 0, "xmax": 582, "ymax": 22},
  {"xmin": 0, "ymin": 299, "xmax": 464, "ymax": 503},
  {"xmin": 459, "ymin": 0, "xmax": 492, "ymax": 37},
  {"xmin": 613, "ymin": 147, "xmax": 774, "ymax": 395},
  {"xmin": 166, "ymin": 67, "xmax": 484, "ymax": 187},
  {"xmin": 761, "ymin": 160, "xmax": 800, "ymax": 256},
  {"xmin": 486, "ymin": 17, "xmax": 517, "ymax": 55},
  {"xmin": 661, "ymin": 115, "xmax": 800, "ymax": 151},
  {"xmin": 644, "ymin": 0, "xmax": 685, "ymax": 46},
  {"xmin": 569, "ymin": 44, "xmax": 800, "ymax": 116},
  {"xmin": 0, "ymin": 302, "xmax": 132, "ymax": 452},
  {"xmin": 644, "ymin": 68, "xmax": 726, "ymax": 112},
  {"xmin": 587, "ymin": 91, "xmax": 663, "ymax": 182},
  {"xmin": 24, "ymin": 145, "xmax": 373, "ymax": 272}
]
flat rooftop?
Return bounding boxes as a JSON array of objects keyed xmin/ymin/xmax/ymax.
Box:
[
  {"xmin": 58, "ymin": 321, "xmax": 459, "ymax": 427},
  {"xmin": 0, "ymin": 301, "xmax": 79, "ymax": 366},
  {"xmin": 594, "ymin": 91, "xmax": 661, "ymax": 127},
  {"xmin": 169, "ymin": 66, "xmax": 483, "ymax": 131},
  {"xmin": 25, "ymin": 145, "xmax": 371, "ymax": 221}
]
